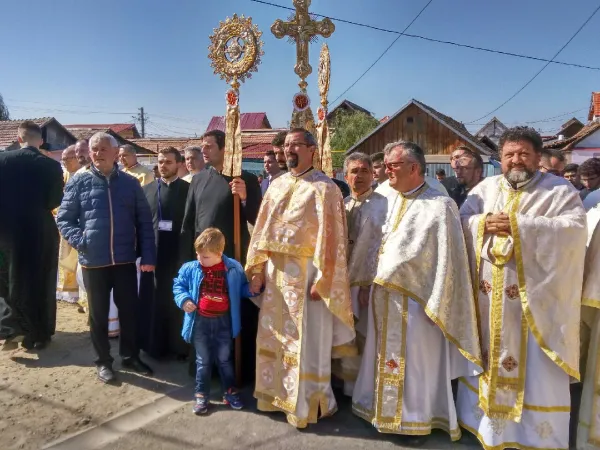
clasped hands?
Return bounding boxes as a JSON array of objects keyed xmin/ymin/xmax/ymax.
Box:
[{"xmin": 484, "ymin": 212, "xmax": 512, "ymax": 236}]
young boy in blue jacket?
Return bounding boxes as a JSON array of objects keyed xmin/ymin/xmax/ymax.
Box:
[{"xmin": 173, "ymin": 227, "xmax": 258, "ymax": 415}]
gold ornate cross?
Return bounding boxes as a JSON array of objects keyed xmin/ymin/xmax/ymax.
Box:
[{"xmin": 271, "ymin": 0, "xmax": 335, "ymax": 89}]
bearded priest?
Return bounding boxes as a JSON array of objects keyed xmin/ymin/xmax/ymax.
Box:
[
  {"xmin": 352, "ymin": 141, "xmax": 482, "ymax": 444},
  {"xmin": 457, "ymin": 126, "xmax": 587, "ymax": 450},
  {"xmin": 246, "ymin": 128, "xmax": 356, "ymax": 429}
]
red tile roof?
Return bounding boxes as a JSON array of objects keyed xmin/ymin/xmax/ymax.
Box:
[
  {"xmin": 65, "ymin": 123, "xmax": 137, "ymax": 134},
  {"xmin": 0, "ymin": 117, "xmax": 53, "ymax": 148},
  {"xmin": 130, "ymin": 129, "xmax": 285, "ymax": 159},
  {"xmin": 544, "ymin": 121, "xmax": 600, "ymax": 151},
  {"xmin": 206, "ymin": 113, "xmax": 271, "ymax": 132},
  {"xmin": 589, "ymin": 92, "xmax": 600, "ymax": 121}
]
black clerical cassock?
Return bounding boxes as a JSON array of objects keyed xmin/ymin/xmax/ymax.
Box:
[{"xmin": 139, "ymin": 177, "xmax": 189, "ymax": 358}]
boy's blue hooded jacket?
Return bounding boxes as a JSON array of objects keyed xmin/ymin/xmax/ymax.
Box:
[{"xmin": 173, "ymin": 256, "xmax": 253, "ymax": 343}]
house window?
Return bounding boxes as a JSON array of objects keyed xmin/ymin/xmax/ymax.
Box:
[{"xmin": 406, "ymin": 117, "xmax": 414, "ymax": 124}]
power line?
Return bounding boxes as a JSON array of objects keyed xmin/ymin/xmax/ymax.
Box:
[
  {"xmin": 250, "ymin": 0, "xmax": 600, "ymax": 71},
  {"xmin": 6, "ymin": 104, "xmax": 135, "ymax": 116},
  {"xmin": 330, "ymin": 0, "xmax": 434, "ymax": 105},
  {"xmin": 466, "ymin": 3, "xmax": 600, "ymax": 124}
]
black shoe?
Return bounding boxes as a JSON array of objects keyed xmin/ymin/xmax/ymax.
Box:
[
  {"xmin": 34, "ymin": 337, "xmax": 51, "ymax": 350},
  {"xmin": 22, "ymin": 335, "xmax": 35, "ymax": 350},
  {"xmin": 122, "ymin": 357, "xmax": 153, "ymax": 376},
  {"xmin": 97, "ymin": 365, "xmax": 115, "ymax": 383}
]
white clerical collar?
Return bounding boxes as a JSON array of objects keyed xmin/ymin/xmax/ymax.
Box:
[
  {"xmin": 401, "ymin": 181, "xmax": 426, "ymax": 196},
  {"xmin": 160, "ymin": 177, "xmax": 178, "ymax": 185}
]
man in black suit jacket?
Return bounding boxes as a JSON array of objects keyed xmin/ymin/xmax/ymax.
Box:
[
  {"xmin": 181, "ymin": 129, "xmax": 261, "ymax": 382},
  {"xmin": 0, "ymin": 121, "xmax": 64, "ymax": 350}
]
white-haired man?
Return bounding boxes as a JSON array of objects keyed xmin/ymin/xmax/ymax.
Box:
[
  {"xmin": 119, "ymin": 144, "xmax": 154, "ymax": 186},
  {"xmin": 352, "ymin": 141, "xmax": 482, "ymax": 444},
  {"xmin": 58, "ymin": 132, "xmax": 156, "ymax": 383},
  {"xmin": 333, "ymin": 152, "xmax": 388, "ymax": 397},
  {"xmin": 182, "ymin": 146, "xmax": 205, "ymax": 183}
]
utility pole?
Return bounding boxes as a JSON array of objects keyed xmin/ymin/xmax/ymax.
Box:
[{"xmin": 134, "ymin": 107, "xmax": 148, "ymax": 138}]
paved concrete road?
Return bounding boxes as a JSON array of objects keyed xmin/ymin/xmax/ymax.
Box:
[{"xmin": 99, "ymin": 390, "xmax": 482, "ymax": 450}]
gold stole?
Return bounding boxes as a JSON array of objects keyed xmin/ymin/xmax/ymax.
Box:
[{"xmin": 477, "ymin": 189, "xmax": 528, "ymax": 422}]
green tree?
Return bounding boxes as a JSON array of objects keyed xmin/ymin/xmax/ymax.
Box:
[
  {"xmin": 330, "ymin": 110, "xmax": 379, "ymax": 152},
  {"xmin": 0, "ymin": 94, "xmax": 9, "ymax": 121}
]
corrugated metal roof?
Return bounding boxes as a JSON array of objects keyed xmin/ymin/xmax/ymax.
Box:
[
  {"xmin": 65, "ymin": 123, "xmax": 137, "ymax": 134},
  {"xmin": 206, "ymin": 113, "xmax": 270, "ymax": 132}
]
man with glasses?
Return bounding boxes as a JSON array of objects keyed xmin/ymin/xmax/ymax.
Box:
[
  {"xmin": 352, "ymin": 140, "xmax": 481, "ymax": 444},
  {"xmin": 579, "ymin": 157, "xmax": 600, "ymax": 210},
  {"xmin": 539, "ymin": 148, "xmax": 566, "ymax": 176},
  {"xmin": 246, "ymin": 128, "xmax": 355, "ymax": 428},
  {"xmin": 56, "ymin": 145, "xmax": 81, "ymax": 304}
]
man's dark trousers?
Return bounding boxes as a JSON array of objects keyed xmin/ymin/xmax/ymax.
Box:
[{"xmin": 82, "ymin": 263, "xmax": 139, "ymax": 366}]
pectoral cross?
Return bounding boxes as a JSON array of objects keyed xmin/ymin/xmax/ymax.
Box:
[{"xmin": 271, "ymin": 0, "xmax": 335, "ymax": 89}]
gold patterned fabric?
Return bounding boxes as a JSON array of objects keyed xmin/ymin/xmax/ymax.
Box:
[
  {"xmin": 123, "ymin": 164, "xmax": 154, "ymax": 186},
  {"xmin": 458, "ymin": 172, "xmax": 585, "ymax": 450},
  {"xmin": 56, "ymin": 170, "xmax": 79, "ymax": 302},
  {"xmin": 577, "ymin": 206, "xmax": 600, "ymax": 450},
  {"xmin": 223, "ymin": 97, "xmax": 243, "ymax": 177},
  {"xmin": 461, "ymin": 173, "xmax": 586, "ymax": 387},
  {"xmin": 246, "ymin": 169, "xmax": 356, "ymax": 427},
  {"xmin": 315, "ymin": 119, "xmax": 332, "ymax": 176},
  {"xmin": 374, "ymin": 184, "xmax": 482, "ymax": 368},
  {"xmin": 351, "ymin": 184, "xmax": 481, "ymax": 438}
]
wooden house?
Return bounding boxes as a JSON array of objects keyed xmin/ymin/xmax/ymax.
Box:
[
  {"xmin": 327, "ymin": 99, "xmax": 373, "ymax": 125},
  {"xmin": 475, "ymin": 117, "xmax": 508, "ymax": 147},
  {"xmin": 346, "ymin": 99, "xmax": 494, "ymax": 158}
]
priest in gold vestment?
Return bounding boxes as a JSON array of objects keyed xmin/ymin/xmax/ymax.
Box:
[
  {"xmin": 577, "ymin": 202, "xmax": 600, "ymax": 450},
  {"xmin": 118, "ymin": 144, "xmax": 154, "ymax": 186},
  {"xmin": 352, "ymin": 141, "xmax": 482, "ymax": 443},
  {"xmin": 246, "ymin": 128, "xmax": 356, "ymax": 428},
  {"xmin": 457, "ymin": 127, "xmax": 587, "ymax": 450},
  {"xmin": 334, "ymin": 152, "xmax": 388, "ymax": 397},
  {"xmin": 56, "ymin": 146, "xmax": 80, "ymax": 303}
]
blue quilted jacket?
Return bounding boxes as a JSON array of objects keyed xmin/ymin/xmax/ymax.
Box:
[
  {"xmin": 57, "ymin": 164, "xmax": 156, "ymax": 268},
  {"xmin": 173, "ymin": 256, "xmax": 254, "ymax": 343}
]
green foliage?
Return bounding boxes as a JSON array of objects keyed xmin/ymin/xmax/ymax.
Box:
[
  {"xmin": 330, "ymin": 110, "xmax": 379, "ymax": 152},
  {"xmin": 0, "ymin": 94, "xmax": 9, "ymax": 121},
  {"xmin": 331, "ymin": 151, "xmax": 345, "ymax": 169}
]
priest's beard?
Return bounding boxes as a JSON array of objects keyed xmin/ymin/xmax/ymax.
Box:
[
  {"xmin": 287, "ymin": 154, "xmax": 299, "ymax": 169},
  {"xmin": 505, "ymin": 168, "xmax": 535, "ymax": 184}
]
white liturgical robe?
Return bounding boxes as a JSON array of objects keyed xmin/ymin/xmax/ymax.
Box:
[
  {"xmin": 457, "ymin": 172, "xmax": 587, "ymax": 450},
  {"xmin": 577, "ymin": 204, "xmax": 600, "ymax": 450},
  {"xmin": 352, "ymin": 182, "xmax": 482, "ymax": 439}
]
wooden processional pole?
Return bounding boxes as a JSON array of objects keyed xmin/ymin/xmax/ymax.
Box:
[{"xmin": 208, "ymin": 14, "xmax": 264, "ymax": 387}]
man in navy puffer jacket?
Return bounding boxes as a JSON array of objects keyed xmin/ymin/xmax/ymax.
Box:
[{"xmin": 57, "ymin": 132, "xmax": 156, "ymax": 383}]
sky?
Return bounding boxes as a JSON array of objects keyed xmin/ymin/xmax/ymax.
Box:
[{"xmin": 0, "ymin": 0, "xmax": 599, "ymax": 137}]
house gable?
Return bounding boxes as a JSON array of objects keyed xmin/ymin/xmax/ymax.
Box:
[{"xmin": 346, "ymin": 99, "xmax": 493, "ymax": 156}]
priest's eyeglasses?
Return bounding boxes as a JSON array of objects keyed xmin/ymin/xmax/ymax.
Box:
[
  {"xmin": 384, "ymin": 160, "xmax": 411, "ymax": 170},
  {"xmin": 284, "ymin": 142, "xmax": 308, "ymax": 149}
]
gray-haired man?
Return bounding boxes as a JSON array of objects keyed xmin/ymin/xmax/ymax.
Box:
[{"xmin": 58, "ymin": 132, "xmax": 156, "ymax": 383}]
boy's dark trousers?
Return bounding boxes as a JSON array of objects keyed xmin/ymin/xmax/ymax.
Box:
[
  {"xmin": 193, "ymin": 313, "xmax": 235, "ymax": 396},
  {"xmin": 82, "ymin": 263, "xmax": 139, "ymax": 366}
]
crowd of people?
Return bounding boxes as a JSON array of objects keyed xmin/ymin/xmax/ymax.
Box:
[{"xmin": 2, "ymin": 119, "xmax": 600, "ymax": 450}]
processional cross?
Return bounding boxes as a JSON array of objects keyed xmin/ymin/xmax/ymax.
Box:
[{"xmin": 271, "ymin": 0, "xmax": 335, "ymax": 90}]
